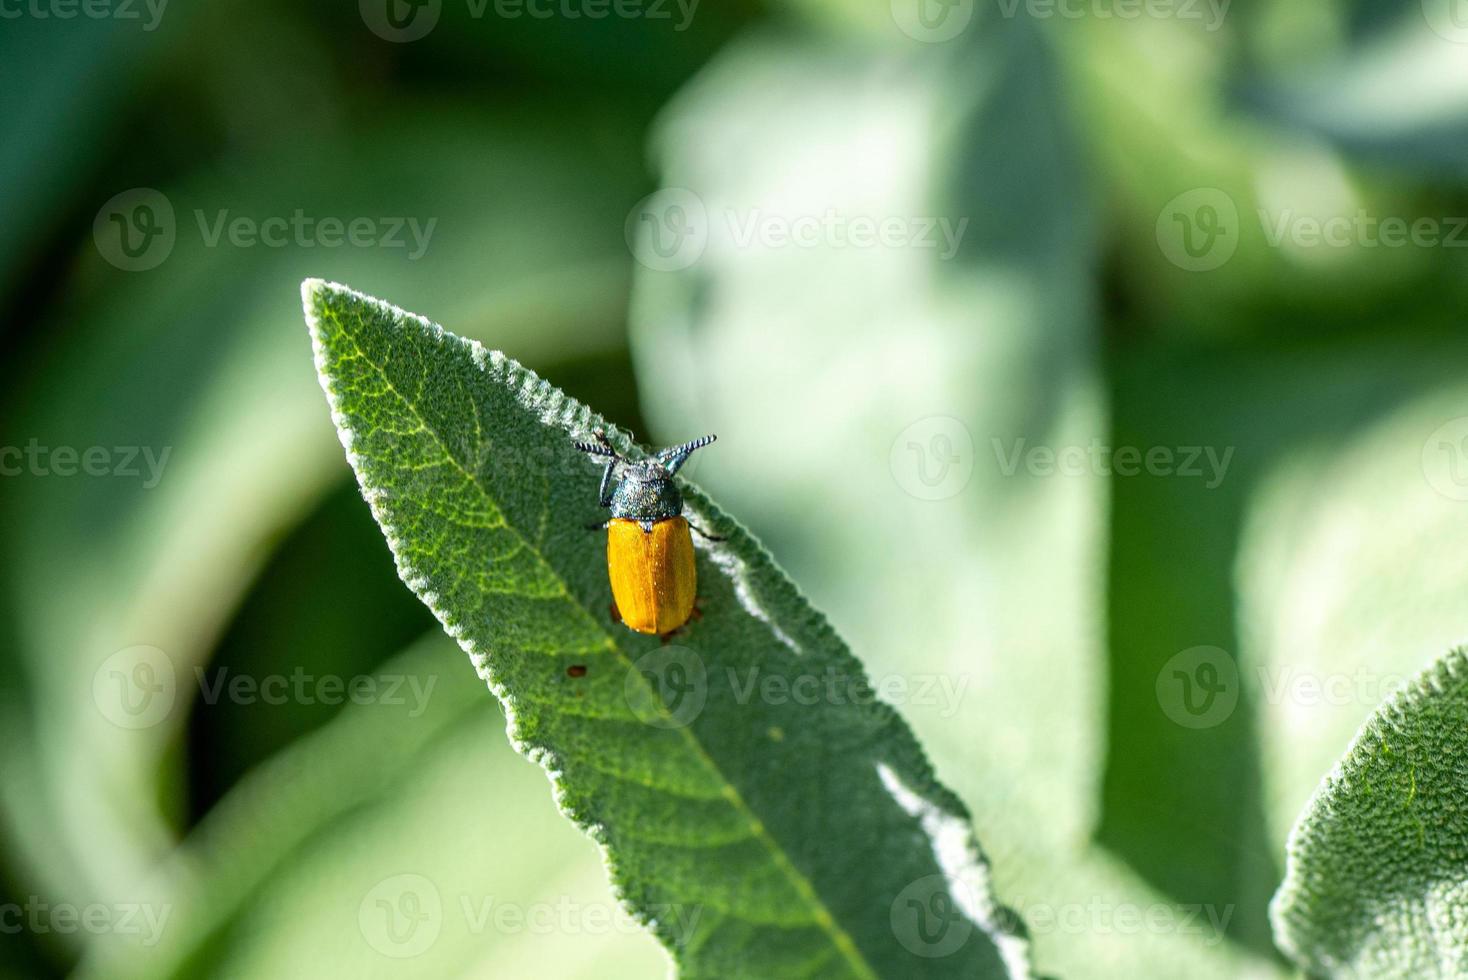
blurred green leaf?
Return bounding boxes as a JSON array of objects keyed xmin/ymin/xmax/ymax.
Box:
[
  {"xmin": 0, "ymin": 17, "xmax": 177, "ymax": 307},
  {"xmin": 1233, "ymin": 9, "xmax": 1468, "ymax": 176},
  {"xmin": 1270, "ymin": 646, "xmax": 1468, "ymax": 977},
  {"xmin": 1229, "ymin": 359, "xmax": 1468, "ymax": 848},
  {"xmin": 1100, "ymin": 335, "xmax": 1468, "ymax": 963},
  {"xmin": 382, "ymin": 0, "xmax": 756, "ymax": 99},
  {"xmin": 303, "ymin": 279, "xmax": 1028, "ymax": 978},
  {"xmin": 77, "ymin": 634, "xmax": 667, "ymax": 980},
  {"xmin": 1063, "ymin": 16, "xmax": 1468, "ymax": 343},
  {"xmin": 184, "ymin": 481, "xmax": 437, "ymax": 817}
]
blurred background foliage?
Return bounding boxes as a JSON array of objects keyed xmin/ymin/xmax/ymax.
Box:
[{"xmin": 2, "ymin": 0, "xmax": 1467, "ymax": 977}]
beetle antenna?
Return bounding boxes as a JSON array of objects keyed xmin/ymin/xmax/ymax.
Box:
[
  {"xmin": 658, "ymin": 434, "xmax": 716, "ymax": 474},
  {"xmin": 573, "ymin": 429, "xmax": 622, "ymax": 460}
]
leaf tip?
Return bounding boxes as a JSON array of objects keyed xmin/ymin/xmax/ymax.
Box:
[
  {"xmin": 301, "ymin": 277, "xmax": 350, "ymax": 332},
  {"xmin": 300, "ymin": 276, "xmax": 325, "ymax": 314}
]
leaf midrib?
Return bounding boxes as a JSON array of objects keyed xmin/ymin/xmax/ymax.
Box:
[{"xmin": 323, "ymin": 305, "xmax": 881, "ymax": 980}]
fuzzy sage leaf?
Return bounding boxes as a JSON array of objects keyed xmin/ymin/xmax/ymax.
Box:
[
  {"xmin": 1271, "ymin": 647, "xmax": 1468, "ymax": 977},
  {"xmin": 302, "ymin": 279, "xmax": 1028, "ymax": 978}
]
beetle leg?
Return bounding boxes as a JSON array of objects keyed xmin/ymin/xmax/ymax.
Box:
[
  {"xmin": 609, "ymin": 599, "xmax": 622, "ymax": 625},
  {"xmin": 686, "ymin": 519, "xmax": 725, "ymax": 542},
  {"xmin": 595, "ymin": 459, "xmax": 617, "ymax": 508},
  {"xmin": 585, "ymin": 520, "xmax": 609, "ymax": 531},
  {"xmin": 573, "ymin": 431, "xmax": 621, "ymax": 508}
]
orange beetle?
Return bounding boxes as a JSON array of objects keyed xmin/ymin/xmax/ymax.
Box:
[{"xmin": 575, "ymin": 430, "xmax": 720, "ymax": 635}]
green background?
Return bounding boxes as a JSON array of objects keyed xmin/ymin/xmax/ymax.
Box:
[{"xmin": 3, "ymin": 0, "xmax": 1467, "ymax": 976}]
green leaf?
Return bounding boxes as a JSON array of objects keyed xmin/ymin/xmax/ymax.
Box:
[
  {"xmin": 302, "ymin": 279, "xmax": 1029, "ymax": 979},
  {"xmin": 1271, "ymin": 646, "xmax": 1468, "ymax": 977}
]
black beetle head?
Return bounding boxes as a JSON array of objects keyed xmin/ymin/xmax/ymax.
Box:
[{"xmin": 574, "ymin": 431, "xmax": 716, "ymax": 523}]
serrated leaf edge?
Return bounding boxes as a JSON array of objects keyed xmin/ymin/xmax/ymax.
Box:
[{"xmin": 1270, "ymin": 645, "xmax": 1468, "ymax": 973}]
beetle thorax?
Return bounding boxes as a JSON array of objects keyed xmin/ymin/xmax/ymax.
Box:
[{"xmin": 609, "ymin": 461, "xmax": 684, "ymax": 522}]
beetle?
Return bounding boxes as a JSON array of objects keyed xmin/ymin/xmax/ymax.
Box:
[{"xmin": 573, "ymin": 429, "xmax": 720, "ymax": 636}]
